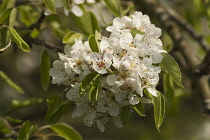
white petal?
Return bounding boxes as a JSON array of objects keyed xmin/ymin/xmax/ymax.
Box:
[
  {"xmin": 113, "ymin": 116, "xmax": 124, "ymax": 128},
  {"xmin": 87, "ymin": 0, "xmax": 95, "ymax": 3},
  {"xmin": 64, "ymin": 8, "xmax": 69, "ymax": 16},
  {"xmin": 106, "ymin": 74, "xmax": 117, "ymax": 85},
  {"xmin": 151, "ymin": 52, "xmax": 162, "ymax": 64},
  {"xmin": 108, "ymin": 103, "xmax": 119, "ymax": 116},
  {"xmin": 74, "ymin": 0, "xmax": 85, "ymax": 4},
  {"xmin": 54, "ymin": 0, "xmax": 63, "ymax": 7},
  {"xmin": 44, "ymin": 8, "xmax": 52, "ymax": 16},
  {"xmin": 95, "ymin": 105, "xmax": 107, "ymax": 113},
  {"xmin": 147, "ymin": 88, "xmax": 158, "ymax": 97},
  {"xmin": 86, "ymin": 108, "xmax": 96, "ymax": 121},
  {"xmin": 96, "ymin": 120, "xmax": 105, "ymax": 132},
  {"xmin": 83, "ymin": 117, "xmax": 92, "ymax": 127},
  {"xmin": 128, "ymin": 93, "xmax": 139, "ymax": 105},
  {"xmin": 72, "ymin": 106, "xmax": 86, "ymax": 118},
  {"xmin": 71, "ymin": 5, "xmax": 83, "ymax": 17},
  {"xmin": 66, "ymin": 90, "xmax": 79, "ymax": 101}
]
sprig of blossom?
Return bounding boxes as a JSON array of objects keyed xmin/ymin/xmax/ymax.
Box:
[
  {"xmin": 44, "ymin": 0, "xmax": 96, "ymax": 16},
  {"xmin": 50, "ymin": 11, "xmax": 166, "ymax": 132}
]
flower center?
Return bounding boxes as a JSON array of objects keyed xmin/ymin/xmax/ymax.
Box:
[{"xmin": 97, "ymin": 61, "xmax": 105, "ymax": 68}]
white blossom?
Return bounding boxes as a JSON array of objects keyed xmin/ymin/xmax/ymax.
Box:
[{"xmin": 50, "ymin": 11, "xmax": 167, "ymax": 132}]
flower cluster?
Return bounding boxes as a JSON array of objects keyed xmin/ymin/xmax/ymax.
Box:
[
  {"xmin": 44, "ymin": 0, "xmax": 96, "ymax": 16},
  {"xmin": 50, "ymin": 11, "xmax": 166, "ymax": 132}
]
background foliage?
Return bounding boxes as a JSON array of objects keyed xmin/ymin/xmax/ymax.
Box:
[{"xmin": 0, "ymin": 0, "xmax": 210, "ymax": 139}]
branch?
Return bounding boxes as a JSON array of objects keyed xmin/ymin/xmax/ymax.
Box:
[
  {"xmin": 198, "ymin": 50, "xmax": 210, "ymax": 75},
  {"xmin": 135, "ymin": 0, "xmax": 210, "ymax": 114},
  {"xmin": 28, "ymin": 37, "xmax": 64, "ymax": 52},
  {"xmin": 163, "ymin": 5, "xmax": 210, "ymax": 52},
  {"xmin": 29, "ymin": 11, "xmax": 45, "ymax": 30}
]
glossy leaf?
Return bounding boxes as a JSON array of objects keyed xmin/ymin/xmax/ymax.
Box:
[
  {"xmin": 62, "ymin": 0, "xmax": 70, "ymax": 10},
  {"xmin": 43, "ymin": 0, "xmax": 56, "ymax": 14},
  {"xmin": 145, "ymin": 90, "xmax": 165, "ymax": 131},
  {"xmin": 0, "ymin": 8, "xmax": 12, "ymax": 24},
  {"xmin": 134, "ymin": 102, "xmax": 145, "ymax": 116},
  {"xmin": 95, "ymin": 30, "xmax": 101, "ymax": 48},
  {"xmin": 0, "ymin": 71, "xmax": 24, "ymax": 94},
  {"xmin": 51, "ymin": 123, "xmax": 83, "ymax": 140},
  {"xmin": 120, "ymin": 106, "xmax": 130, "ymax": 125},
  {"xmin": 88, "ymin": 35, "xmax": 99, "ymax": 53},
  {"xmin": 9, "ymin": 27, "xmax": 30, "ymax": 52},
  {"xmin": 18, "ymin": 121, "xmax": 37, "ymax": 140},
  {"xmin": 5, "ymin": 116, "xmax": 22, "ymax": 124},
  {"xmin": 45, "ymin": 95, "xmax": 62, "ymax": 123},
  {"xmin": 75, "ymin": 11, "xmax": 100, "ymax": 36},
  {"xmin": 160, "ymin": 53, "xmax": 183, "ymax": 88},
  {"xmin": 0, "ymin": 27, "xmax": 8, "ymax": 47},
  {"xmin": 63, "ymin": 32, "xmax": 84, "ymax": 45},
  {"xmin": 41, "ymin": 49, "xmax": 51, "ymax": 91},
  {"xmin": 46, "ymin": 100, "xmax": 73, "ymax": 124},
  {"xmin": 79, "ymin": 72, "xmax": 98, "ymax": 93},
  {"xmin": 163, "ymin": 74, "xmax": 175, "ymax": 108},
  {"xmin": 89, "ymin": 80, "xmax": 101, "ymax": 104},
  {"xmin": 45, "ymin": 95, "xmax": 73, "ymax": 124},
  {"xmin": 0, "ymin": 117, "xmax": 11, "ymax": 134},
  {"xmin": 0, "ymin": 0, "xmax": 15, "ymax": 13},
  {"xmin": 52, "ymin": 29, "xmax": 65, "ymax": 40},
  {"xmin": 103, "ymin": 0, "xmax": 120, "ymax": 16},
  {"xmin": 9, "ymin": 98, "xmax": 43, "ymax": 110},
  {"xmin": 9, "ymin": 8, "xmax": 17, "ymax": 27}
]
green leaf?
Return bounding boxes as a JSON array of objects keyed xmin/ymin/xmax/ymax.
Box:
[
  {"xmin": 63, "ymin": 31, "xmax": 75, "ymax": 43},
  {"xmin": 163, "ymin": 74, "xmax": 175, "ymax": 108},
  {"xmin": 42, "ymin": 0, "xmax": 56, "ymax": 14},
  {"xmin": 80, "ymin": 72, "xmax": 101, "ymax": 94},
  {"xmin": 89, "ymin": 12, "xmax": 100, "ymax": 32},
  {"xmin": 41, "ymin": 49, "xmax": 51, "ymax": 91},
  {"xmin": 145, "ymin": 90, "xmax": 165, "ymax": 131},
  {"xmin": 9, "ymin": 8, "xmax": 17, "ymax": 27},
  {"xmin": 0, "ymin": 0, "xmax": 15, "ymax": 13},
  {"xmin": 52, "ymin": 29, "xmax": 65, "ymax": 40},
  {"xmin": 9, "ymin": 98, "xmax": 43, "ymax": 110},
  {"xmin": 51, "ymin": 123, "xmax": 83, "ymax": 140},
  {"xmin": 18, "ymin": 121, "xmax": 37, "ymax": 140},
  {"xmin": 45, "ymin": 95, "xmax": 62, "ymax": 123},
  {"xmin": 62, "ymin": 0, "xmax": 70, "ymax": 10},
  {"xmin": 88, "ymin": 35, "xmax": 99, "ymax": 53},
  {"xmin": 63, "ymin": 32, "xmax": 84, "ymax": 45},
  {"xmin": 160, "ymin": 53, "xmax": 183, "ymax": 88},
  {"xmin": 5, "ymin": 116, "xmax": 22, "ymax": 124},
  {"xmin": 30, "ymin": 28, "xmax": 40, "ymax": 38},
  {"xmin": 74, "ymin": 11, "xmax": 100, "ymax": 37},
  {"xmin": 45, "ymin": 95, "xmax": 73, "ymax": 124},
  {"xmin": 0, "ymin": 27, "xmax": 8, "ymax": 47},
  {"xmin": 0, "ymin": 117, "xmax": 11, "ymax": 134},
  {"xmin": 8, "ymin": 27, "xmax": 30, "ymax": 52},
  {"xmin": 103, "ymin": 0, "xmax": 120, "ymax": 16},
  {"xmin": 18, "ymin": 5, "xmax": 39, "ymax": 27},
  {"xmin": 134, "ymin": 102, "xmax": 145, "ymax": 116},
  {"xmin": 95, "ymin": 30, "xmax": 101, "ymax": 47},
  {"xmin": 0, "ymin": 8, "xmax": 12, "ymax": 24},
  {"xmin": 0, "ymin": 71, "xmax": 24, "ymax": 94},
  {"xmin": 120, "ymin": 105, "xmax": 130, "ymax": 125},
  {"xmin": 89, "ymin": 80, "xmax": 101, "ymax": 104}
]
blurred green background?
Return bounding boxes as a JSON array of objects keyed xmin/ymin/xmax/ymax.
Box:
[{"xmin": 0, "ymin": 0, "xmax": 210, "ymax": 139}]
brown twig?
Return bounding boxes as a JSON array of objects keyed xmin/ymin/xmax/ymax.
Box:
[
  {"xmin": 163, "ymin": 5, "xmax": 210, "ymax": 52},
  {"xmin": 27, "ymin": 37, "xmax": 64, "ymax": 52},
  {"xmin": 135, "ymin": 0, "xmax": 210, "ymax": 114}
]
